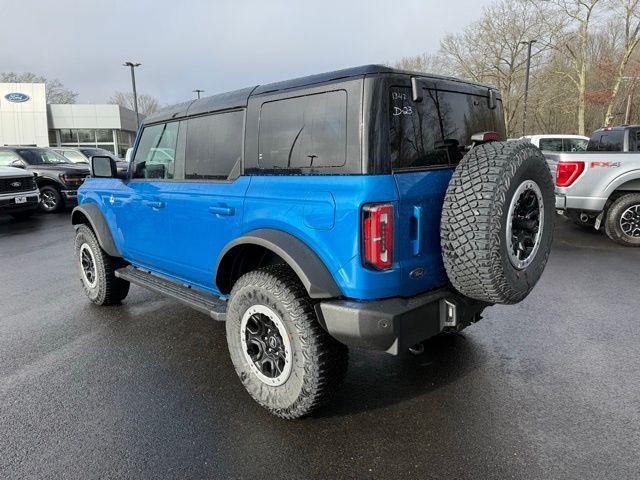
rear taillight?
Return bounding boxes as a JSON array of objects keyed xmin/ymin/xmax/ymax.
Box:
[
  {"xmin": 556, "ymin": 161, "xmax": 585, "ymax": 187},
  {"xmin": 362, "ymin": 203, "xmax": 394, "ymax": 270}
]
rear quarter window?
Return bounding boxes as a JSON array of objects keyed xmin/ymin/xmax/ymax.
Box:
[
  {"xmin": 258, "ymin": 90, "xmax": 347, "ymax": 172},
  {"xmin": 389, "ymin": 86, "xmax": 505, "ymax": 171}
]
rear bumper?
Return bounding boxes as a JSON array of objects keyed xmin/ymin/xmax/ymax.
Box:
[
  {"xmin": 555, "ymin": 193, "xmax": 606, "ymax": 212},
  {"xmin": 317, "ymin": 288, "xmax": 487, "ymax": 355}
]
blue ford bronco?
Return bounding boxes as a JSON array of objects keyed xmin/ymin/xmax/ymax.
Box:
[{"xmin": 72, "ymin": 65, "xmax": 554, "ymax": 418}]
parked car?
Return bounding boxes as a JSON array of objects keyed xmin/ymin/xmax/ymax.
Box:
[
  {"xmin": 550, "ymin": 125, "xmax": 640, "ymax": 246},
  {"xmin": 72, "ymin": 65, "xmax": 554, "ymax": 418},
  {"xmin": 53, "ymin": 147, "xmax": 129, "ymax": 176},
  {"xmin": 0, "ymin": 147, "xmax": 89, "ymax": 212},
  {"xmin": 0, "ymin": 166, "xmax": 40, "ymax": 219},
  {"xmin": 523, "ymin": 134, "xmax": 589, "ymax": 152}
]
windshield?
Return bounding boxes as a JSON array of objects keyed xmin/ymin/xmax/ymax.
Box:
[
  {"xmin": 59, "ymin": 149, "xmax": 89, "ymax": 163},
  {"xmin": 17, "ymin": 148, "xmax": 70, "ymax": 165}
]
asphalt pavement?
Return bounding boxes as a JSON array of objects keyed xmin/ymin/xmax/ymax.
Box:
[{"xmin": 1, "ymin": 211, "xmax": 639, "ymax": 479}]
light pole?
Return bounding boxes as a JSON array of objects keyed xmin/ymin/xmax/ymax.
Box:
[
  {"xmin": 123, "ymin": 62, "xmax": 141, "ymax": 128},
  {"xmin": 621, "ymin": 77, "xmax": 639, "ymax": 125},
  {"xmin": 520, "ymin": 40, "xmax": 537, "ymax": 137},
  {"xmin": 193, "ymin": 89, "xmax": 204, "ymax": 99}
]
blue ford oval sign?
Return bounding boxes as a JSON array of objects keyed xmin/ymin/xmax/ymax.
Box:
[{"xmin": 4, "ymin": 92, "xmax": 30, "ymax": 103}]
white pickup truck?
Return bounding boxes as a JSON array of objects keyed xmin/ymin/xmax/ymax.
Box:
[{"xmin": 549, "ymin": 125, "xmax": 640, "ymax": 246}]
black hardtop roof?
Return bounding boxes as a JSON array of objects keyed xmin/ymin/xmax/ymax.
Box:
[
  {"xmin": 594, "ymin": 124, "xmax": 640, "ymax": 132},
  {"xmin": 143, "ymin": 64, "xmax": 497, "ymax": 125}
]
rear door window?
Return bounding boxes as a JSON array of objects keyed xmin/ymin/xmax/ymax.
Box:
[
  {"xmin": 132, "ymin": 122, "xmax": 179, "ymax": 179},
  {"xmin": 184, "ymin": 111, "xmax": 244, "ymax": 180},
  {"xmin": 389, "ymin": 87, "xmax": 505, "ymax": 170},
  {"xmin": 588, "ymin": 131, "xmax": 624, "ymax": 151},
  {"xmin": 258, "ymin": 91, "xmax": 347, "ymax": 171},
  {"xmin": 538, "ymin": 138, "xmax": 563, "ymax": 151}
]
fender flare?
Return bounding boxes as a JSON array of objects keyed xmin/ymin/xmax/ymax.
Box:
[
  {"xmin": 71, "ymin": 203, "xmax": 121, "ymax": 258},
  {"xmin": 215, "ymin": 229, "xmax": 342, "ymax": 299},
  {"xmin": 604, "ymin": 170, "xmax": 640, "ymax": 199}
]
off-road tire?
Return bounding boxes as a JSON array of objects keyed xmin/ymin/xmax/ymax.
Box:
[
  {"xmin": 39, "ymin": 185, "xmax": 63, "ymax": 213},
  {"xmin": 226, "ymin": 264, "xmax": 348, "ymax": 419},
  {"xmin": 74, "ymin": 224, "xmax": 130, "ymax": 305},
  {"xmin": 604, "ymin": 193, "xmax": 640, "ymax": 247},
  {"xmin": 440, "ymin": 141, "xmax": 555, "ymax": 304}
]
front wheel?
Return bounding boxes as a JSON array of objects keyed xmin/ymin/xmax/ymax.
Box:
[
  {"xmin": 226, "ymin": 265, "xmax": 348, "ymax": 419},
  {"xmin": 604, "ymin": 193, "xmax": 640, "ymax": 247},
  {"xmin": 39, "ymin": 186, "xmax": 62, "ymax": 213},
  {"xmin": 74, "ymin": 224, "xmax": 130, "ymax": 305}
]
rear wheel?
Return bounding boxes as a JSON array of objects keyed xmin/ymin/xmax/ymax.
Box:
[
  {"xmin": 441, "ymin": 141, "xmax": 555, "ymax": 304},
  {"xmin": 226, "ymin": 264, "xmax": 348, "ymax": 419},
  {"xmin": 74, "ymin": 224, "xmax": 130, "ymax": 305},
  {"xmin": 40, "ymin": 186, "xmax": 62, "ymax": 213},
  {"xmin": 604, "ymin": 193, "xmax": 640, "ymax": 247}
]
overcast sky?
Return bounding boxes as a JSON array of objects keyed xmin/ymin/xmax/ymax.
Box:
[{"xmin": 1, "ymin": 0, "xmax": 492, "ymax": 106}]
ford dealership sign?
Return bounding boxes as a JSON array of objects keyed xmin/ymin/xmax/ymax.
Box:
[{"xmin": 4, "ymin": 92, "xmax": 30, "ymax": 103}]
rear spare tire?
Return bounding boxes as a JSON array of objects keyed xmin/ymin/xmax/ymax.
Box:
[{"xmin": 440, "ymin": 141, "xmax": 555, "ymax": 304}]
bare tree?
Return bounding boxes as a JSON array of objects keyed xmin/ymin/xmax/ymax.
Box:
[
  {"xmin": 603, "ymin": 0, "xmax": 640, "ymax": 125},
  {"xmin": 109, "ymin": 91, "xmax": 159, "ymax": 116},
  {"xmin": 390, "ymin": 53, "xmax": 453, "ymax": 75},
  {"xmin": 440, "ymin": 0, "xmax": 557, "ymax": 135},
  {"xmin": 0, "ymin": 72, "xmax": 78, "ymax": 103},
  {"xmin": 546, "ymin": 0, "xmax": 603, "ymax": 135}
]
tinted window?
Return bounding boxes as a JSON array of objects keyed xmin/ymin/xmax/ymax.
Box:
[
  {"xmin": 0, "ymin": 150, "xmax": 21, "ymax": 166},
  {"xmin": 185, "ymin": 111, "xmax": 243, "ymax": 179},
  {"xmin": 132, "ymin": 122, "xmax": 179, "ymax": 179},
  {"xmin": 587, "ymin": 131, "xmax": 624, "ymax": 151},
  {"xmin": 258, "ymin": 91, "xmax": 347, "ymax": 171},
  {"xmin": 390, "ymin": 87, "xmax": 506, "ymax": 170},
  {"xmin": 538, "ymin": 138, "xmax": 563, "ymax": 151}
]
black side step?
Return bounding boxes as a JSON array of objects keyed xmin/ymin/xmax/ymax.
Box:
[{"xmin": 115, "ymin": 266, "xmax": 227, "ymax": 321}]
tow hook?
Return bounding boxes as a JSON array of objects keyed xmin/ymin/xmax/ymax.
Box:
[{"xmin": 408, "ymin": 343, "xmax": 425, "ymax": 356}]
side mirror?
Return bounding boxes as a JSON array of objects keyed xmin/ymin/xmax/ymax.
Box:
[
  {"xmin": 11, "ymin": 160, "xmax": 26, "ymax": 169},
  {"xmin": 90, "ymin": 155, "xmax": 117, "ymax": 178}
]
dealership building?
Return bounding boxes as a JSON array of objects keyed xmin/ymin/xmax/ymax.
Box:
[{"xmin": 0, "ymin": 83, "xmax": 139, "ymax": 158}]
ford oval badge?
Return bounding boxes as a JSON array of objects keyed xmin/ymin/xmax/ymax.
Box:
[
  {"xmin": 4, "ymin": 92, "xmax": 30, "ymax": 103},
  {"xmin": 409, "ymin": 267, "xmax": 425, "ymax": 279}
]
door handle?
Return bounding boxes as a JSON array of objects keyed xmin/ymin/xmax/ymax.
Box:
[
  {"xmin": 209, "ymin": 206, "xmax": 235, "ymax": 216},
  {"xmin": 143, "ymin": 200, "xmax": 165, "ymax": 209},
  {"xmin": 411, "ymin": 205, "xmax": 422, "ymax": 256}
]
